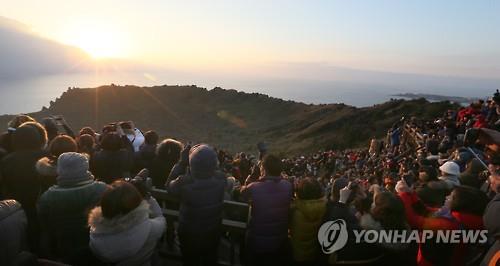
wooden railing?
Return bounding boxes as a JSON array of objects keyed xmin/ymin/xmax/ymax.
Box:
[{"xmin": 403, "ymin": 123, "xmax": 425, "ymax": 151}]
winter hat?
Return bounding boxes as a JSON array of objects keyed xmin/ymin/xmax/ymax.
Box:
[
  {"xmin": 57, "ymin": 152, "xmax": 94, "ymax": 187},
  {"xmin": 189, "ymin": 144, "xmax": 218, "ymax": 179},
  {"xmin": 439, "ymin": 161, "xmax": 460, "ymax": 176}
]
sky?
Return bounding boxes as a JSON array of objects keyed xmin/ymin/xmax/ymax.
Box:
[{"xmin": 1, "ymin": 0, "xmax": 500, "ymax": 79}]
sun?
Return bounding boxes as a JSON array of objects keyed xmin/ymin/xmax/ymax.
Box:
[{"xmin": 61, "ymin": 22, "xmax": 127, "ymax": 59}]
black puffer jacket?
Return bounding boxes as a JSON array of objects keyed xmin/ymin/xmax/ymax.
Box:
[
  {"xmin": 0, "ymin": 200, "xmax": 28, "ymax": 266},
  {"xmin": 1, "ymin": 150, "xmax": 46, "ymax": 219}
]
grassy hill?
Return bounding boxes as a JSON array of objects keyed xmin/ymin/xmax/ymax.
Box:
[{"xmin": 0, "ymin": 85, "xmax": 458, "ymax": 155}]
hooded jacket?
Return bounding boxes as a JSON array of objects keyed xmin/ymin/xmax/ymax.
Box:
[
  {"xmin": 38, "ymin": 180, "xmax": 107, "ymax": 260},
  {"xmin": 167, "ymin": 145, "xmax": 226, "ymax": 237},
  {"xmin": 289, "ymin": 197, "xmax": 326, "ymax": 262},
  {"xmin": 241, "ymin": 176, "xmax": 293, "ymax": 254},
  {"xmin": 89, "ymin": 199, "xmax": 165, "ymax": 266}
]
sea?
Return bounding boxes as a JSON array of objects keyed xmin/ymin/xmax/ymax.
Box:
[{"xmin": 0, "ymin": 71, "xmax": 496, "ymax": 115}]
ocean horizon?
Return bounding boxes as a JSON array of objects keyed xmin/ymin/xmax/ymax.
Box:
[{"xmin": 0, "ymin": 71, "xmax": 496, "ymax": 115}]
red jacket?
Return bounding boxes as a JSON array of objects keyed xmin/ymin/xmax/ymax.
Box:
[
  {"xmin": 399, "ymin": 192, "xmax": 484, "ymax": 266},
  {"xmin": 457, "ymin": 107, "xmax": 480, "ymax": 122},
  {"xmin": 473, "ymin": 115, "xmax": 488, "ymax": 128}
]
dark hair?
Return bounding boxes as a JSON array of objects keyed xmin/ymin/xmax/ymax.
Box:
[
  {"xmin": 372, "ymin": 192, "xmax": 408, "ymax": 230},
  {"xmin": 8, "ymin": 115, "xmax": 35, "ymax": 129},
  {"xmin": 77, "ymin": 134, "xmax": 95, "ymax": 154},
  {"xmin": 12, "ymin": 122, "xmax": 48, "ymax": 151},
  {"xmin": 354, "ymin": 195, "xmax": 372, "ymax": 215},
  {"xmin": 100, "ymin": 181, "xmax": 143, "ymax": 219},
  {"xmin": 144, "ymin": 130, "xmax": 159, "ymax": 145},
  {"xmin": 450, "ymin": 186, "xmax": 489, "ymax": 215},
  {"xmin": 79, "ymin": 127, "xmax": 96, "ymax": 137},
  {"xmin": 49, "ymin": 135, "xmax": 77, "ymax": 157},
  {"xmin": 418, "ymin": 165, "xmax": 438, "ymax": 182},
  {"xmin": 156, "ymin": 139, "xmax": 182, "ymax": 161},
  {"xmin": 296, "ymin": 177, "xmax": 324, "ymax": 200},
  {"xmin": 102, "ymin": 125, "xmax": 115, "ymax": 135},
  {"xmin": 262, "ymin": 154, "xmax": 282, "ymax": 176},
  {"xmin": 100, "ymin": 133, "xmax": 123, "ymax": 151},
  {"xmin": 41, "ymin": 118, "xmax": 58, "ymax": 141},
  {"xmin": 368, "ymin": 176, "xmax": 380, "ymax": 185},
  {"xmin": 119, "ymin": 121, "xmax": 133, "ymax": 130}
]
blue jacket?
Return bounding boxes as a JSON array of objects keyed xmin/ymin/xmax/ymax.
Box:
[{"xmin": 167, "ymin": 172, "xmax": 226, "ymax": 235}]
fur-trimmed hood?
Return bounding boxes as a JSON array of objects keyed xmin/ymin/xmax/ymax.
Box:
[
  {"xmin": 88, "ymin": 200, "xmax": 152, "ymax": 262},
  {"xmin": 36, "ymin": 157, "xmax": 57, "ymax": 177}
]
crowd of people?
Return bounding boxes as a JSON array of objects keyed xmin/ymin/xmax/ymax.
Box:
[{"xmin": 0, "ymin": 92, "xmax": 499, "ymax": 266}]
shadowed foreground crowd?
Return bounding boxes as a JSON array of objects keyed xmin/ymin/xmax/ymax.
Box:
[{"xmin": 0, "ymin": 95, "xmax": 500, "ymax": 266}]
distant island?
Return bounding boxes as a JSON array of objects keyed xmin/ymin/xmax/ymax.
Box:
[
  {"xmin": 0, "ymin": 85, "xmax": 458, "ymax": 154},
  {"xmin": 393, "ymin": 93, "xmax": 482, "ymax": 105}
]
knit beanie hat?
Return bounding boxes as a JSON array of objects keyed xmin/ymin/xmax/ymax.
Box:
[
  {"xmin": 57, "ymin": 152, "xmax": 94, "ymax": 187},
  {"xmin": 189, "ymin": 144, "xmax": 218, "ymax": 179}
]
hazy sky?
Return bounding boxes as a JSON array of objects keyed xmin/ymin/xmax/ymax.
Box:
[{"xmin": 2, "ymin": 0, "xmax": 500, "ymax": 78}]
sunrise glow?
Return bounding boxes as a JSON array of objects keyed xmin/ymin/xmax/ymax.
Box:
[{"xmin": 60, "ymin": 22, "xmax": 127, "ymax": 59}]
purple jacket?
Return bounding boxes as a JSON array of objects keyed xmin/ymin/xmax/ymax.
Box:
[{"xmin": 241, "ymin": 176, "xmax": 292, "ymax": 253}]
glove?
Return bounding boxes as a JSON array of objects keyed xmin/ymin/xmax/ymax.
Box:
[
  {"xmin": 395, "ymin": 179, "xmax": 410, "ymax": 193},
  {"xmin": 338, "ymin": 186, "xmax": 352, "ymax": 204}
]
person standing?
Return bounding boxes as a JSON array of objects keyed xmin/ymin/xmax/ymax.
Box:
[
  {"xmin": 240, "ymin": 154, "xmax": 293, "ymax": 266},
  {"xmin": 0, "ymin": 122, "xmax": 48, "ymax": 251},
  {"xmin": 167, "ymin": 144, "xmax": 226, "ymax": 266},
  {"xmin": 38, "ymin": 152, "xmax": 107, "ymax": 262}
]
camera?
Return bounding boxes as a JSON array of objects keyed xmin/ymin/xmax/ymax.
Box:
[{"xmin": 126, "ymin": 169, "xmax": 153, "ymax": 198}]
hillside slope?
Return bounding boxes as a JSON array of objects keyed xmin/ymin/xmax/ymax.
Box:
[{"xmin": 0, "ymin": 85, "xmax": 457, "ymax": 154}]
